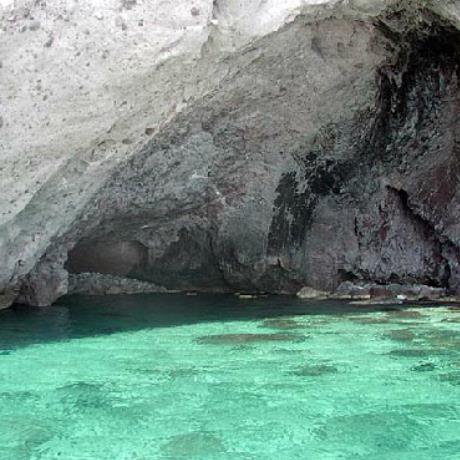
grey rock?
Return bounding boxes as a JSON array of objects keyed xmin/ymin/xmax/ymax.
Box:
[
  {"xmin": 2, "ymin": 1, "xmax": 460, "ymax": 305},
  {"xmin": 296, "ymin": 286, "xmax": 329, "ymax": 299},
  {"xmin": 68, "ymin": 272, "xmax": 168, "ymax": 295},
  {"xmin": 28, "ymin": 20, "xmax": 40, "ymax": 31}
]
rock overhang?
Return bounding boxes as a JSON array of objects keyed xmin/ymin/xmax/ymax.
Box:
[{"xmin": 1, "ymin": 0, "xmax": 460, "ymax": 306}]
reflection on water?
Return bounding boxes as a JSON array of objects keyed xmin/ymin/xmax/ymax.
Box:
[{"xmin": 0, "ymin": 294, "xmax": 459, "ymax": 459}]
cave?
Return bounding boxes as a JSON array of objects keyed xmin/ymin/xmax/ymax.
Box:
[
  {"xmin": 53, "ymin": 6, "xmax": 460, "ymax": 302},
  {"xmin": 1, "ymin": 1, "xmax": 459, "ymax": 307}
]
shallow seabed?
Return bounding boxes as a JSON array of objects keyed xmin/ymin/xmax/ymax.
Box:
[{"xmin": 0, "ymin": 294, "xmax": 459, "ymax": 459}]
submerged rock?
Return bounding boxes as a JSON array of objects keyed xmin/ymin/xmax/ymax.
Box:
[
  {"xmin": 387, "ymin": 348, "xmax": 442, "ymax": 358},
  {"xmin": 160, "ymin": 432, "xmax": 224, "ymax": 457},
  {"xmin": 384, "ymin": 329, "xmax": 416, "ymax": 342},
  {"xmin": 439, "ymin": 372, "xmax": 460, "ymax": 386},
  {"xmin": 411, "ymin": 362, "xmax": 436, "ymax": 372},
  {"xmin": 261, "ymin": 318, "xmax": 302, "ymax": 330},
  {"xmin": 195, "ymin": 333, "xmax": 305, "ymax": 345},
  {"xmin": 293, "ymin": 364, "xmax": 338, "ymax": 377},
  {"xmin": 385, "ymin": 310, "xmax": 425, "ymax": 319},
  {"xmin": 348, "ymin": 316, "xmax": 390, "ymax": 325}
]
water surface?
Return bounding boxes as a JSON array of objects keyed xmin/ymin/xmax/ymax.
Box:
[{"xmin": 1, "ymin": 294, "xmax": 459, "ymax": 459}]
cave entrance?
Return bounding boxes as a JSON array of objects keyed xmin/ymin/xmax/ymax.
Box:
[{"xmin": 66, "ymin": 240, "xmax": 148, "ymax": 277}]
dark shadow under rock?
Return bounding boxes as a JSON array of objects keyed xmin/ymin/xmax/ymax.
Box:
[
  {"xmin": 411, "ymin": 361, "xmax": 436, "ymax": 372},
  {"xmin": 385, "ymin": 310, "xmax": 425, "ymax": 319},
  {"xmin": 387, "ymin": 348, "xmax": 444, "ymax": 358},
  {"xmin": 384, "ymin": 329, "xmax": 416, "ymax": 342},
  {"xmin": 160, "ymin": 431, "xmax": 224, "ymax": 458}
]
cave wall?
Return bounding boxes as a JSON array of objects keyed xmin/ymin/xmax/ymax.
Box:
[
  {"xmin": 63, "ymin": 8, "xmax": 460, "ymax": 296},
  {"xmin": 1, "ymin": 0, "xmax": 460, "ymax": 306}
]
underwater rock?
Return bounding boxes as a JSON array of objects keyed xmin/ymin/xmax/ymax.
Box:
[
  {"xmin": 387, "ymin": 348, "xmax": 442, "ymax": 358},
  {"xmin": 385, "ymin": 310, "xmax": 425, "ymax": 319},
  {"xmin": 261, "ymin": 318, "xmax": 302, "ymax": 330},
  {"xmin": 293, "ymin": 364, "xmax": 338, "ymax": 377},
  {"xmin": 160, "ymin": 432, "xmax": 224, "ymax": 457},
  {"xmin": 384, "ymin": 329, "xmax": 416, "ymax": 342},
  {"xmin": 411, "ymin": 362, "xmax": 436, "ymax": 372},
  {"xmin": 439, "ymin": 372, "xmax": 460, "ymax": 386},
  {"xmin": 195, "ymin": 333, "xmax": 305, "ymax": 345}
]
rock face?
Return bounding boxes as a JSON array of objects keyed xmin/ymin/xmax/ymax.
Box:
[
  {"xmin": 1, "ymin": 0, "xmax": 460, "ymax": 306},
  {"xmin": 67, "ymin": 273, "xmax": 168, "ymax": 296}
]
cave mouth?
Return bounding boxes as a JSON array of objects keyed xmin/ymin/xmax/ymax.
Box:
[
  {"xmin": 40, "ymin": 6, "xmax": 460, "ymax": 304},
  {"xmin": 65, "ymin": 231, "xmax": 233, "ymax": 294},
  {"xmin": 66, "ymin": 240, "xmax": 148, "ymax": 278}
]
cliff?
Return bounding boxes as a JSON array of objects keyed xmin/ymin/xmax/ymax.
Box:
[{"xmin": 1, "ymin": 0, "xmax": 460, "ymax": 306}]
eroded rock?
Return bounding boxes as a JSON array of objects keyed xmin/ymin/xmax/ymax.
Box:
[
  {"xmin": 296, "ymin": 286, "xmax": 329, "ymax": 299},
  {"xmin": 68, "ymin": 272, "xmax": 168, "ymax": 295},
  {"xmin": 2, "ymin": 0, "xmax": 460, "ymax": 305}
]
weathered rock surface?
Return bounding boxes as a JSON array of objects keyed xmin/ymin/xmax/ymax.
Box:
[
  {"xmin": 1, "ymin": 0, "xmax": 460, "ymax": 306},
  {"xmin": 68, "ymin": 272, "xmax": 168, "ymax": 296},
  {"xmin": 296, "ymin": 286, "xmax": 329, "ymax": 300}
]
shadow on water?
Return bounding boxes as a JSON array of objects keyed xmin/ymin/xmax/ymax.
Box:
[{"xmin": 0, "ymin": 293, "xmax": 450, "ymax": 350}]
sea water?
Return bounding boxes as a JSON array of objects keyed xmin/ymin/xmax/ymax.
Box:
[{"xmin": 0, "ymin": 294, "xmax": 459, "ymax": 459}]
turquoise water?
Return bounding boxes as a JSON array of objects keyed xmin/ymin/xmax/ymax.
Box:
[{"xmin": 1, "ymin": 295, "xmax": 460, "ymax": 460}]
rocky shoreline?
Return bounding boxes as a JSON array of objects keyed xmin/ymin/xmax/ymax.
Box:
[{"xmin": 297, "ymin": 282, "xmax": 460, "ymax": 305}]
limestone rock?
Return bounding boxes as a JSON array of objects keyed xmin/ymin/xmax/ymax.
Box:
[
  {"xmin": 1, "ymin": 0, "xmax": 460, "ymax": 305},
  {"xmin": 296, "ymin": 286, "xmax": 329, "ymax": 300},
  {"xmin": 68, "ymin": 272, "xmax": 168, "ymax": 295}
]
